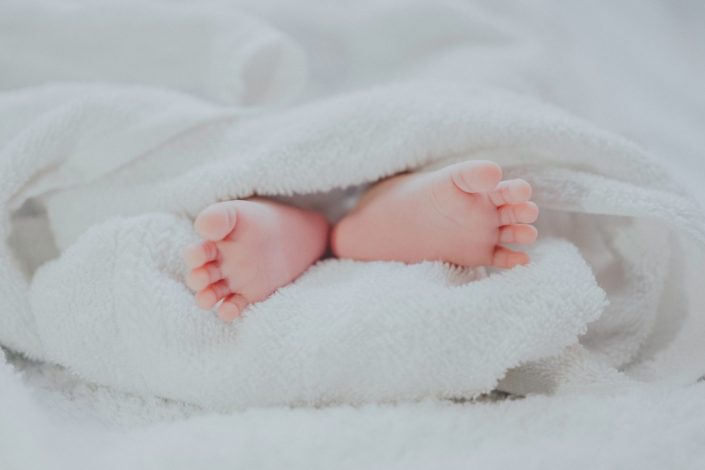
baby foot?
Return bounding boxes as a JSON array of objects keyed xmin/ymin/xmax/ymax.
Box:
[
  {"xmin": 331, "ymin": 161, "xmax": 538, "ymax": 268},
  {"xmin": 183, "ymin": 199, "xmax": 329, "ymax": 321}
]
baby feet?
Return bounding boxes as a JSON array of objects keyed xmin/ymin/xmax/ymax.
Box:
[
  {"xmin": 331, "ymin": 160, "xmax": 538, "ymax": 268},
  {"xmin": 184, "ymin": 161, "xmax": 537, "ymax": 321},
  {"xmin": 182, "ymin": 199, "xmax": 329, "ymax": 321}
]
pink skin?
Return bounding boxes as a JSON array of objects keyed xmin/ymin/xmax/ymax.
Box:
[
  {"xmin": 332, "ymin": 160, "xmax": 538, "ymax": 268},
  {"xmin": 182, "ymin": 199, "xmax": 329, "ymax": 321},
  {"xmin": 184, "ymin": 161, "xmax": 538, "ymax": 321}
]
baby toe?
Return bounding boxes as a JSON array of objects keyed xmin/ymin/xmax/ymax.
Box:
[
  {"xmin": 182, "ymin": 241, "xmax": 218, "ymax": 268},
  {"xmin": 499, "ymin": 224, "xmax": 538, "ymax": 245},
  {"xmin": 498, "ymin": 202, "xmax": 538, "ymax": 226},
  {"xmin": 492, "ymin": 246, "xmax": 530, "ymax": 269},
  {"xmin": 186, "ymin": 262, "xmax": 223, "ymax": 291},
  {"xmin": 195, "ymin": 280, "xmax": 231, "ymax": 310},
  {"xmin": 217, "ymin": 294, "xmax": 249, "ymax": 322},
  {"xmin": 489, "ymin": 179, "xmax": 532, "ymax": 206}
]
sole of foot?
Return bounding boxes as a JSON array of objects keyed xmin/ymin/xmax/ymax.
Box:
[
  {"xmin": 332, "ymin": 160, "xmax": 538, "ymax": 269},
  {"xmin": 183, "ymin": 199, "xmax": 329, "ymax": 321}
]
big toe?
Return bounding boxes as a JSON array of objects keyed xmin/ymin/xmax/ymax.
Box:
[
  {"xmin": 450, "ymin": 160, "xmax": 503, "ymax": 194},
  {"xmin": 195, "ymin": 202, "xmax": 238, "ymax": 241}
]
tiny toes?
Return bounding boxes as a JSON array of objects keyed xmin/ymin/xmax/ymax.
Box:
[
  {"xmin": 195, "ymin": 202, "xmax": 238, "ymax": 241},
  {"xmin": 489, "ymin": 179, "xmax": 532, "ymax": 206},
  {"xmin": 186, "ymin": 261, "xmax": 223, "ymax": 291},
  {"xmin": 492, "ymin": 247, "xmax": 530, "ymax": 269},
  {"xmin": 498, "ymin": 202, "xmax": 538, "ymax": 225},
  {"xmin": 499, "ymin": 224, "xmax": 538, "ymax": 245},
  {"xmin": 195, "ymin": 280, "xmax": 231, "ymax": 310},
  {"xmin": 217, "ymin": 294, "xmax": 249, "ymax": 322},
  {"xmin": 182, "ymin": 241, "xmax": 218, "ymax": 268},
  {"xmin": 450, "ymin": 160, "xmax": 503, "ymax": 193}
]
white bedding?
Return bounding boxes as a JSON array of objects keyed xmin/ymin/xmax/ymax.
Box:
[{"xmin": 2, "ymin": 0, "xmax": 705, "ymax": 468}]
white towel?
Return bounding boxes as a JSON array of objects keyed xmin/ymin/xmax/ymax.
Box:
[{"xmin": 1, "ymin": 0, "xmax": 704, "ymax": 412}]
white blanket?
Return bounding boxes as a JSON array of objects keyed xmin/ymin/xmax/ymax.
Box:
[
  {"xmin": 3, "ymin": 0, "xmax": 705, "ymax": 409},
  {"xmin": 2, "ymin": 0, "xmax": 705, "ymax": 465}
]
